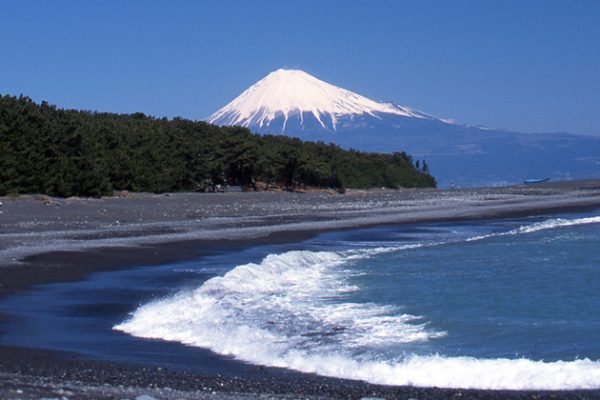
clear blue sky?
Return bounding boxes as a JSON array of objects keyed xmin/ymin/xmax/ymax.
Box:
[{"xmin": 1, "ymin": 0, "xmax": 599, "ymax": 135}]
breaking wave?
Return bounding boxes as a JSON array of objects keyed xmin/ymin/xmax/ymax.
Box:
[
  {"xmin": 115, "ymin": 216, "xmax": 600, "ymax": 390},
  {"xmin": 467, "ymin": 215, "xmax": 600, "ymax": 242}
]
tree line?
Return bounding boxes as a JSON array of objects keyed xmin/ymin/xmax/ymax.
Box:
[{"xmin": 0, "ymin": 95, "xmax": 436, "ymax": 197}]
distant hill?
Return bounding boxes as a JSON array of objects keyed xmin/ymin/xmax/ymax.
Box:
[
  {"xmin": 209, "ymin": 69, "xmax": 600, "ymax": 187},
  {"xmin": 0, "ymin": 95, "xmax": 435, "ymax": 197}
]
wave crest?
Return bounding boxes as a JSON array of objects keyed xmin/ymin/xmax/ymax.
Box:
[{"xmin": 115, "ymin": 216, "xmax": 600, "ymax": 390}]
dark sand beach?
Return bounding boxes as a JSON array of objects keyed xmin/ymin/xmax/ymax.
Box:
[{"xmin": 2, "ymin": 180, "xmax": 600, "ymax": 399}]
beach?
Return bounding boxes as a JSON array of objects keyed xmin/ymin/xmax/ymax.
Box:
[{"xmin": 2, "ymin": 180, "xmax": 600, "ymax": 399}]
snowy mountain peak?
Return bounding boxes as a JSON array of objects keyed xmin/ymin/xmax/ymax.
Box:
[{"xmin": 208, "ymin": 69, "xmax": 431, "ymax": 132}]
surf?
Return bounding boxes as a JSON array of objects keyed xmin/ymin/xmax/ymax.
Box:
[{"xmin": 115, "ymin": 215, "xmax": 600, "ymax": 390}]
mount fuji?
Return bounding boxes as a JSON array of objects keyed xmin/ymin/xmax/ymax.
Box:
[{"xmin": 208, "ymin": 69, "xmax": 600, "ymax": 187}]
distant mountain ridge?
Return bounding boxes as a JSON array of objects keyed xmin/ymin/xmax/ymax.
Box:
[{"xmin": 208, "ymin": 69, "xmax": 600, "ymax": 187}]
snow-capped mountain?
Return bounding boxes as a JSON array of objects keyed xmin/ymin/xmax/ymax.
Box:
[
  {"xmin": 208, "ymin": 69, "xmax": 600, "ymax": 187},
  {"xmin": 208, "ymin": 69, "xmax": 432, "ymax": 134}
]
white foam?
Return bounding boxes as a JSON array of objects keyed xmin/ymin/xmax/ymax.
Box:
[
  {"xmin": 269, "ymin": 354, "xmax": 600, "ymax": 390},
  {"xmin": 516, "ymin": 216, "xmax": 600, "ymax": 234},
  {"xmin": 115, "ymin": 248, "xmax": 443, "ymax": 366},
  {"xmin": 467, "ymin": 215, "xmax": 600, "ymax": 242},
  {"xmin": 115, "ymin": 220, "xmax": 600, "ymax": 390}
]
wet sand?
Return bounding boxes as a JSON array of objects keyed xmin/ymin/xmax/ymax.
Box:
[{"xmin": 2, "ymin": 180, "xmax": 600, "ymax": 399}]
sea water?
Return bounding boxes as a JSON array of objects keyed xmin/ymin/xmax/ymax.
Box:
[
  {"xmin": 114, "ymin": 213, "xmax": 600, "ymax": 390},
  {"xmin": 2, "ymin": 213, "xmax": 600, "ymax": 390}
]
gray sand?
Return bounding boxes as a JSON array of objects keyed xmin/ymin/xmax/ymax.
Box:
[{"xmin": 2, "ymin": 180, "xmax": 600, "ymax": 267}]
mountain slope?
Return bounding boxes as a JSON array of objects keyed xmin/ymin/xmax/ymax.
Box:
[
  {"xmin": 208, "ymin": 69, "xmax": 600, "ymax": 187},
  {"xmin": 208, "ymin": 69, "xmax": 431, "ymax": 133}
]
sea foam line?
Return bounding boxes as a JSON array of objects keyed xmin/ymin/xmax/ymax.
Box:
[
  {"xmin": 467, "ymin": 215, "xmax": 600, "ymax": 242},
  {"xmin": 115, "ymin": 216, "xmax": 600, "ymax": 390},
  {"xmin": 115, "ymin": 247, "xmax": 443, "ymax": 368},
  {"xmin": 266, "ymin": 353, "xmax": 600, "ymax": 390}
]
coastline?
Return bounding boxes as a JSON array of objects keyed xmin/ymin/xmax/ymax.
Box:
[
  {"xmin": 3, "ymin": 180, "xmax": 600, "ymax": 296},
  {"xmin": 2, "ymin": 345, "xmax": 599, "ymax": 400},
  {"xmin": 2, "ymin": 180, "xmax": 600, "ymax": 399}
]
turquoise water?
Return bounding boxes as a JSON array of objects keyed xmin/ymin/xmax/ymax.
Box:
[
  {"xmin": 351, "ymin": 220, "xmax": 600, "ymax": 362},
  {"xmin": 2, "ymin": 212, "xmax": 600, "ymax": 389},
  {"xmin": 117, "ymin": 213, "xmax": 600, "ymax": 389}
]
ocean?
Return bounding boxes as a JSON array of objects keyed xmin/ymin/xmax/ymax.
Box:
[{"xmin": 2, "ymin": 211, "xmax": 600, "ymax": 390}]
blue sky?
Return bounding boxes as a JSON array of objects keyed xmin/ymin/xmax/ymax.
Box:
[{"xmin": 1, "ymin": 0, "xmax": 599, "ymax": 135}]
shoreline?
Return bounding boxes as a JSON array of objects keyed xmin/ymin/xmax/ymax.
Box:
[
  {"xmin": 2, "ymin": 346, "xmax": 599, "ymax": 400},
  {"xmin": 3, "ymin": 181, "xmax": 600, "ymax": 297},
  {"xmin": 2, "ymin": 180, "xmax": 600, "ymax": 399},
  {"xmin": 0, "ymin": 231, "xmax": 316, "ymax": 299}
]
